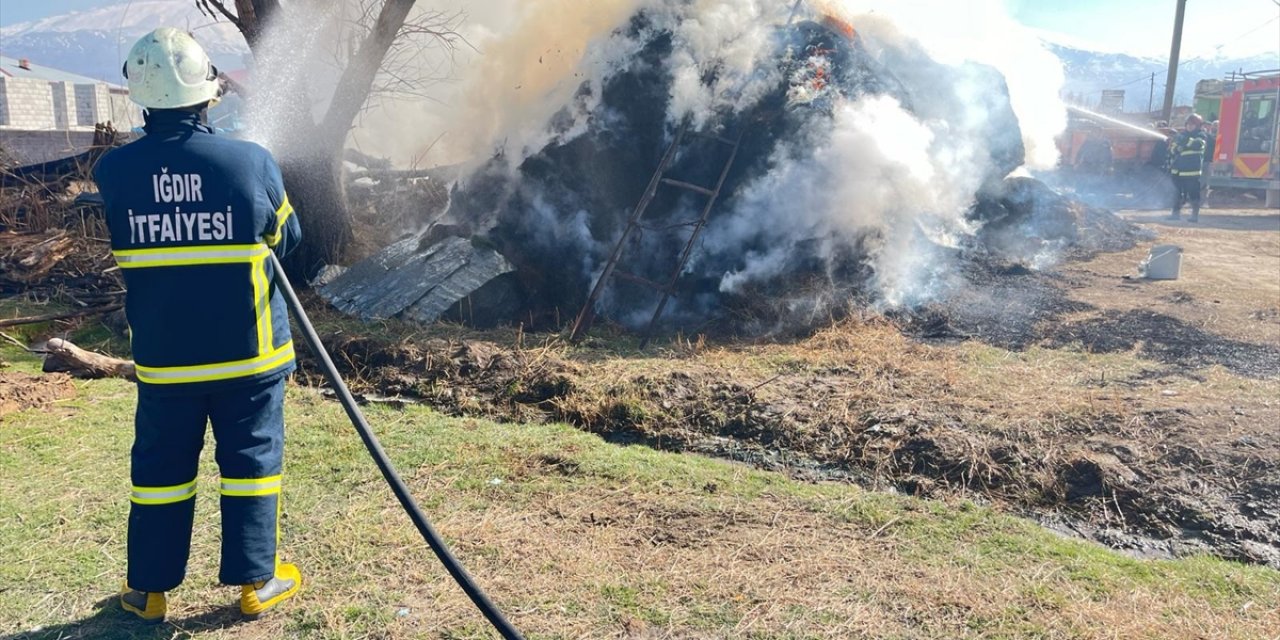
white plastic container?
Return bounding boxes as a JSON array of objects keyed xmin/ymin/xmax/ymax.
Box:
[{"xmin": 1141, "ymin": 245, "xmax": 1182, "ymax": 280}]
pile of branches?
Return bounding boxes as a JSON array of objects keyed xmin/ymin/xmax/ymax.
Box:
[
  {"xmin": 1, "ymin": 124, "xmax": 126, "ymax": 328},
  {"xmin": 0, "ymin": 229, "xmax": 122, "ymax": 311}
]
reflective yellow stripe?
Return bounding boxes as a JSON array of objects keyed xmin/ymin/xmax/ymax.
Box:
[
  {"xmin": 113, "ymin": 244, "xmax": 268, "ymax": 269},
  {"xmin": 264, "ymin": 196, "xmax": 293, "ymax": 247},
  {"xmin": 135, "ymin": 341, "xmax": 295, "ymax": 385},
  {"xmin": 131, "ymin": 480, "xmax": 197, "ymax": 505},
  {"xmin": 220, "ymin": 475, "xmax": 282, "ymax": 497},
  {"xmin": 275, "ymin": 474, "xmax": 283, "ymax": 569},
  {"xmin": 252, "ymin": 255, "xmax": 272, "ymax": 355}
]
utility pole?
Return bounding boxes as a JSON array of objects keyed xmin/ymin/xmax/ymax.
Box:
[
  {"xmin": 1161, "ymin": 0, "xmax": 1187, "ymax": 121},
  {"xmin": 1148, "ymin": 73, "xmax": 1156, "ymax": 113}
]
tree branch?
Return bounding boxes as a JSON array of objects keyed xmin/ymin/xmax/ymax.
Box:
[
  {"xmin": 0, "ymin": 304, "xmax": 123, "ymax": 328},
  {"xmin": 319, "ymin": 0, "xmax": 419, "ymax": 150},
  {"xmin": 194, "ymin": 0, "xmax": 244, "ymax": 33},
  {"xmin": 201, "ymin": 0, "xmax": 280, "ymax": 50}
]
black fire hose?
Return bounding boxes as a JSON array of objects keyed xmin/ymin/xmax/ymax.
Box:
[{"xmin": 269, "ymin": 252, "xmax": 525, "ymax": 640}]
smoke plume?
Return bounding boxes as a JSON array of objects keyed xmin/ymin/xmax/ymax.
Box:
[{"xmin": 245, "ymin": 0, "xmax": 1072, "ymax": 325}]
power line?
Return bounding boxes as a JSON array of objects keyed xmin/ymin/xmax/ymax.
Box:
[
  {"xmin": 1228, "ymin": 15, "xmax": 1280, "ymax": 43},
  {"xmin": 1108, "ymin": 73, "xmax": 1155, "ymax": 89},
  {"xmin": 1103, "ymin": 13, "xmax": 1279, "ymax": 91}
]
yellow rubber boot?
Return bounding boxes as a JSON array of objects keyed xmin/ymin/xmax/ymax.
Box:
[
  {"xmin": 120, "ymin": 582, "xmax": 166, "ymax": 623},
  {"xmin": 240, "ymin": 563, "xmax": 302, "ymax": 619}
]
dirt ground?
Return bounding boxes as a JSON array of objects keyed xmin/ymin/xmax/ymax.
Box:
[
  {"xmin": 297, "ymin": 206, "xmax": 1280, "ymax": 570},
  {"xmin": 0, "ymin": 371, "xmax": 76, "ymax": 417}
]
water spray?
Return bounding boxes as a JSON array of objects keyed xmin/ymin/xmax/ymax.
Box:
[
  {"xmin": 1066, "ymin": 105, "xmax": 1170, "ymax": 140},
  {"xmin": 268, "ymin": 252, "xmax": 525, "ymax": 640}
]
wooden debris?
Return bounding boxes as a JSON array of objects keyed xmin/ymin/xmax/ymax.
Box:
[
  {"xmin": 38, "ymin": 338, "xmax": 135, "ymax": 381},
  {"xmin": 0, "ymin": 230, "xmax": 123, "ymax": 304},
  {"xmin": 3, "ymin": 230, "xmax": 76, "ymax": 284},
  {"xmin": 0, "ymin": 304, "xmax": 123, "ymax": 328}
]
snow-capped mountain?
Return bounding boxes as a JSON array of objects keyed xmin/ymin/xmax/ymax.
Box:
[
  {"xmin": 0, "ymin": 0, "xmax": 248, "ymax": 83},
  {"xmin": 1048, "ymin": 42, "xmax": 1279, "ymax": 112}
]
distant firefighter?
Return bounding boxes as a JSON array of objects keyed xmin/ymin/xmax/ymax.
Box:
[{"xmin": 1168, "ymin": 113, "xmax": 1214, "ymax": 222}]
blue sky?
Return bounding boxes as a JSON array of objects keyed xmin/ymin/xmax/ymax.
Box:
[
  {"xmin": 1008, "ymin": 0, "xmax": 1279, "ymax": 58},
  {"xmin": 1, "ymin": 1, "xmax": 107, "ymax": 26},
  {"xmin": 3, "ymin": 0, "xmax": 1278, "ymax": 58}
]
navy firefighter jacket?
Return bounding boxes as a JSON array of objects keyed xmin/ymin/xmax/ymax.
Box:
[{"xmin": 94, "ymin": 110, "xmax": 301, "ymax": 394}]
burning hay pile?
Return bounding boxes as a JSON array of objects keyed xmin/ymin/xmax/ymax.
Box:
[{"xmin": 320, "ymin": 3, "xmax": 1139, "ymax": 335}]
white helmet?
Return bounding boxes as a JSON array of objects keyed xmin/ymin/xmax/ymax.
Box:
[{"xmin": 123, "ymin": 27, "xmax": 221, "ymax": 109}]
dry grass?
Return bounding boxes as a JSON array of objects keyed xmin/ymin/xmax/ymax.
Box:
[
  {"xmin": 255, "ymin": 273, "xmax": 1280, "ymax": 567},
  {"xmin": 1, "ymin": 341, "xmax": 1278, "ymax": 639}
]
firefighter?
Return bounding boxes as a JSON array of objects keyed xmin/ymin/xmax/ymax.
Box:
[
  {"xmin": 93, "ymin": 28, "xmax": 303, "ymax": 622},
  {"xmin": 1168, "ymin": 113, "xmax": 1212, "ymax": 222}
]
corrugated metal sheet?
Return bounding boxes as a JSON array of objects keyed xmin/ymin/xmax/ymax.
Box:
[{"xmin": 317, "ymin": 233, "xmax": 514, "ymax": 325}]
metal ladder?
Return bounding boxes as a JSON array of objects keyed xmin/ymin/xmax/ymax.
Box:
[{"xmin": 569, "ymin": 123, "xmax": 744, "ymax": 347}]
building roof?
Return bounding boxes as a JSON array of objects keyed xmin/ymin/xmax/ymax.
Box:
[{"xmin": 0, "ymin": 55, "xmax": 124, "ymax": 88}]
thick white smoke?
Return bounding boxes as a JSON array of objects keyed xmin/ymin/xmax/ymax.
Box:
[
  {"xmin": 695, "ymin": 1, "xmax": 1068, "ymax": 306},
  {"xmin": 344, "ymin": 0, "xmax": 653, "ymax": 167},
  {"xmin": 660, "ymin": 0, "xmax": 790, "ymax": 128},
  {"xmin": 351, "ymin": 0, "xmax": 794, "ymax": 167},
  {"xmin": 243, "ymin": 0, "xmax": 1068, "ymax": 309},
  {"xmin": 703, "ymin": 94, "xmax": 976, "ymax": 306},
  {"xmin": 341, "ymin": 0, "xmax": 1065, "ymax": 168},
  {"xmin": 830, "ymin": 0, "xmax": 1066, "ymax": 169}
]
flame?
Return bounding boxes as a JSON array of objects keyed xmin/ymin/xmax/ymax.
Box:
[
  {"xmin": 807, "ymin": 0, "xmax": 857, "ymax": 36},
  {"xmin": 822, "ymin": 14, "xmax": 857, "ymax": 39}
]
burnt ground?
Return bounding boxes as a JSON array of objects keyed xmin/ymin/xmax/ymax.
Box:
[{"xmin": 296, "ymin": 207, "xmax": 1280, "ymax": 569}]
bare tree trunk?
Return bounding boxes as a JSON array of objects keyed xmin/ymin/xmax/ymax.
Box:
[
  {"xmin": 320, "ymin": 0, "xmax": 417, "ymax": 140},
  {"xmin": 280, "ymin": 149, "xmax": 353, "ymax": 279}
]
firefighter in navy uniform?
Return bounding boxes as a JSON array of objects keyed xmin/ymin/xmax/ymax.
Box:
[
  {"xmin": 1168, "ymin": 113, "xmax": 1212, "ymax": 222},
  {"xmin": 93, "ymin": 28, "xmax": 303, "ymax": 622}
]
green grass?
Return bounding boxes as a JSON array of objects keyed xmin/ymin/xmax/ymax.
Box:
[
  {"xmin": 0, "ymin": 297, "xmax": 130, "ymax": 357},
  {"xmin": 1, "ymin": 342, "xmax": 1278, "ymax": 639}
]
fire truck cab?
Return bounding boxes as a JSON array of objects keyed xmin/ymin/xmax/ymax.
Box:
[{"xmin": 1207, "ymin": 70, "xmax": 1280, "ymax": 207}]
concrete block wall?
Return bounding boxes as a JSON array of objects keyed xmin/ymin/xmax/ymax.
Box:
[
  {"xmin": 51, "ymin": 81, "xmax": 73, "ymax": 130},
  {"xmin": 92, "ymin": 85, "xmax": 114, "ymax": 125},
  {"xmin": 0, "ymin": 77, "xmax": 57, "ymax": 130},
  {"xmin": 0, "ymin": 77, "xmax": 136, "ymax": 131},
  {"xmin": 74, "ymin": 84, "xmax": 97, "ymax": 126},
  {"xmin": 0, "ymin": 78, "xmax": 140, "ymax": 163}
]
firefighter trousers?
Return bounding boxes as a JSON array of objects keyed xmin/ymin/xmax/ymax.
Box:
[
  {"xmin": 1172, "ymin": 175, "xmax": 1201, "ymax": 216},
  {"xmin": 127, "ymin": 376, "xmax": 286, "ymax": 592}
]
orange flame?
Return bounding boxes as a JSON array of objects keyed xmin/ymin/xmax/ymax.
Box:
[{"xmin": 821, "ymin": 14, "xmax": 857, "ymax": 39}]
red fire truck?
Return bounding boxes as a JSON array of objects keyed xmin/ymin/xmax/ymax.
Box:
[{"xmin": 1207, "ymin": 70, "xmax": 1280, "ymax": 206}]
